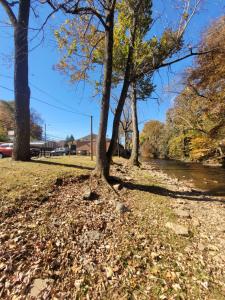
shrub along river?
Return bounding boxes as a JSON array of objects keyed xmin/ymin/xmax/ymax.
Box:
[{"xmin": 144, "ymin": 159, "xmax": 225, "ymax": 196}]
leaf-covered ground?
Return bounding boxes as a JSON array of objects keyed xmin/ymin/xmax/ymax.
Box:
[{"xmin": 0, "ymin": 157, "xmax": 225, "ymax": 299}]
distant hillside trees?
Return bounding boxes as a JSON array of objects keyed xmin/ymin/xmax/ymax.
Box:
[{"xmin": 0, "ymin": 100, "xmax": 43, "ymax": 142}]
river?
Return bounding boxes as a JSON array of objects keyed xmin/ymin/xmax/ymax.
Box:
[{"xmin": 143, "ymin": 159, "xmax": 225, "ymax": 195}]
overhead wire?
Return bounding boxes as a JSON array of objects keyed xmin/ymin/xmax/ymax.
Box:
[
  {"xmin": 0, "ymin": 83, "xmax": 91, "ymax": 117},
  {"xmin": 0, "ymin": 74, "xmax": 90, "ymax": 116}
]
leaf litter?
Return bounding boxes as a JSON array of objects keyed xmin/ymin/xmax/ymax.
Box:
[{"xmin": 0, "ymin": 162, "xmax": 225, "ymax": 299}]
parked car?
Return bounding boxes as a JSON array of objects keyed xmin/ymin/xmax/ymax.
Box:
[
  {"xmin": 50, "ymin": 147, "xmax": 69, "ymax": 156},
  {"xmin": 0, "ymin": 143, "xmax": 13, "ymax": 158},
  {"xmin": 30, "ymin": 148, "xmax": 40, "ymax": 157},
  {"xmin": 0, "ymin": 144, "xmax": 40, "ymax": 159}
]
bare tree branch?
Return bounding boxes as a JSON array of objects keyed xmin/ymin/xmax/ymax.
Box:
[
  {"xmin": 156, "ymin": 48, "xmax": 216, "ymax": 70},
  {"xmin": 45, "ymin": 0, "xmax": 107, "ymax": 28},
  {"xmin": 0, "ymin": 0, "xmax": 17, "ymax": 26}
]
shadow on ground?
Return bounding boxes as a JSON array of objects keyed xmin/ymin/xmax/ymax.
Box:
[
  {"xmin": 31, "ymin": 159, "xmax": 94, "ymax": 171},
  {"xmin": 123, "ymin": 181, "xmax": 225, "ymax": 204}
]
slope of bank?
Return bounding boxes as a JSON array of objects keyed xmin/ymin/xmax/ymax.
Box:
[{"xmin": 0, "ymin": 157, "xmax": 225, "ymax": 299}]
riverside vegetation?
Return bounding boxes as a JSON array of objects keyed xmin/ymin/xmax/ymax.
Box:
[
  {"xmin": 0, "ymin": 156, "xmax": 225, "ymax": 299},
  {"xmin": 140, "ymin": 16, "xmax": 225, "ymax": 165}
]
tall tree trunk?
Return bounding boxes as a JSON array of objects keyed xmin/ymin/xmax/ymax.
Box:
[
  {"xmin": 107, "ymin": 16, "xmax": 137, "ymax": 164},
  {"xmin": 130, "ymin": 82, "xmax": 140, "ymax": 166},
  {"xmin": 95, "ymin": 2, "xmax": 115, "ymax": 178},
  {"xmin": 13, "ymin": 0, "xmax": 31, "ymax": 161}
]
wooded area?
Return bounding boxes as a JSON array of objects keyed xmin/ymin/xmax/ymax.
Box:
[{"xmin": 141, "ymin": 16, "xmax": 225, "ymax": 164}]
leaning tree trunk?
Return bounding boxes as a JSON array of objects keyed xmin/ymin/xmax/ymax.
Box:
[
  {"xmin": 106, "ymin": 74, "xmax": 131, "ymax": 163},
  {"xmin": 13, "ymin": 0, "xmax": 31, "ymax": 161},
  {"xmin": 95, "ymin": 3, "xmax": 114, "ymax": 178},
  {"xmin": 107, "ymin": 16, "xmax": 137, "ymax": 164},
  {"xmin": 106, "ymin": 45, "xmax": 134, "ymax": 163},
  {"xmin": 130, "ymin": 82, "xmax": 140, "ymax": 166}
]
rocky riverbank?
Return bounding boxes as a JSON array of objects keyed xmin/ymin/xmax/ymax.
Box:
[{"xmin": 141, "ymin": 162, "xmax": 225, "ymax": 288}]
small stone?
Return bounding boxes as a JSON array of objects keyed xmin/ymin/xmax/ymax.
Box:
[
  {"xmin": 197, "ymin": 243, "xmax": 205, "ymax": 251},
  {"xmin": 172, "ymin": 283, "xmax": 181, "ymax": 291},
  {"xmin": 105, "ymin": 267, "xmax": 113, "ymax": 278},
  {"xmin": 115, "ymin": 202, "xmax": 129, "ymax": 214},
  {"xmin": 192, "ymin": 218, "xmax": 201, "ymax": 227},
  {"xmin": 200, "ymin": 281, "xmax": 208, "ymax": 289},
  {"xmin": 165, "ymin": 222, "xmax": 189, "ymax": 236},
  {"xmin": 75, "ymin": 279, "xmax": 83, "ymax": 289},
  {"xmin": 29, "ymin": 278, "xmax": 49, "ymax": 297},
  {"xmin": 80, "ymin": 230, "xmax": 101, "ymax": 243},
  {"xmin": 82, "ymin": 188, "xmax": 92, "ymax": 200},
  {"xmin": 113, "ymin": 183, "xmax": 122, "ymax": 191}
]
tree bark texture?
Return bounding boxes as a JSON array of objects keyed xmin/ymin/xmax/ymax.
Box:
[
  {"xmin": 130, "ymin": 82, "xmax": 140, "ymax": 166},
  {"xmin": 13, "ymin": 0, "xmax": 31, "ymax": 161},
  {"xmin": 95, "ymin": 1, "xmax": 115, "ymax": 178}
]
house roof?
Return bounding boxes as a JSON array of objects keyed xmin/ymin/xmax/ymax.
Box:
[
  {"xmin": 78, "ymin": 134, "xmax": 98, "ymax": 141},
  {"xmin": 77, "ymin": 134, "xmax": 110, "ymax": 142}
]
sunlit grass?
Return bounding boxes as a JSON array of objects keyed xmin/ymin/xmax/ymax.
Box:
[{"xmin": 0, "ymin": 156, "xmax": 95, "ymax": 207}]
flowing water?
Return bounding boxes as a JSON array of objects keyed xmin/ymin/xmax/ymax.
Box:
[{"xmin": 144, "ymin": 159, "xmax": 225, "ymax": 195}]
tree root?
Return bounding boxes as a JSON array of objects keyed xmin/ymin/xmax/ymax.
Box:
[
  {"xmin": 90, "ymin": 171, "xmax": 120, "ymax": 198},
  {"xmin": 129, "ymin": 159, "xmax": 141, "ymax": 167}
]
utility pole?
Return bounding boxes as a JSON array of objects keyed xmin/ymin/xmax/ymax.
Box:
[
  {"xmin": 90, "ymin": 115, "xmax": 93, "ymax": 161},
  {"xmin": 44, "ymin": 123, "xmax": 47, "ymax": 157}
]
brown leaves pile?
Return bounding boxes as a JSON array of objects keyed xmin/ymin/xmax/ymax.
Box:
[{"xmin": 1, "ymin": 164, "xmax": 225, "ymax": 299}]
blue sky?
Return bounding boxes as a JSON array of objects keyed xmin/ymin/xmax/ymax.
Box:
[{"xmin": 0, "ymin": 0, "xmax": 224, "ymax": 141}]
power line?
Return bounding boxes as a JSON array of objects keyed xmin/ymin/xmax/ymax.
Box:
[
  {"xmin": 0, "ymin": 84, "xmax": 90, "ymax": 117},
  {"xmin": 0, "ymin": 74, "xmax": 90, "ymax": 117},
  {"xmin": 29, "ymin": 81, "xmax": 84, "ymax": 114}
]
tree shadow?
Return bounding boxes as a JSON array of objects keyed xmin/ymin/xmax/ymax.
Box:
[
  {"xmin": 31, "ymin": 159, "xmax": 94, "ymax": 171},
  {"xmin": 123, "ymin": 181, "xmax": 225, "ymax": 205}
]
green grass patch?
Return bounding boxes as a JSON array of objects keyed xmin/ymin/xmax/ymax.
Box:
[{"xmin": 0, "ymin": 156, "xmax": 95, "ymax": 207}]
